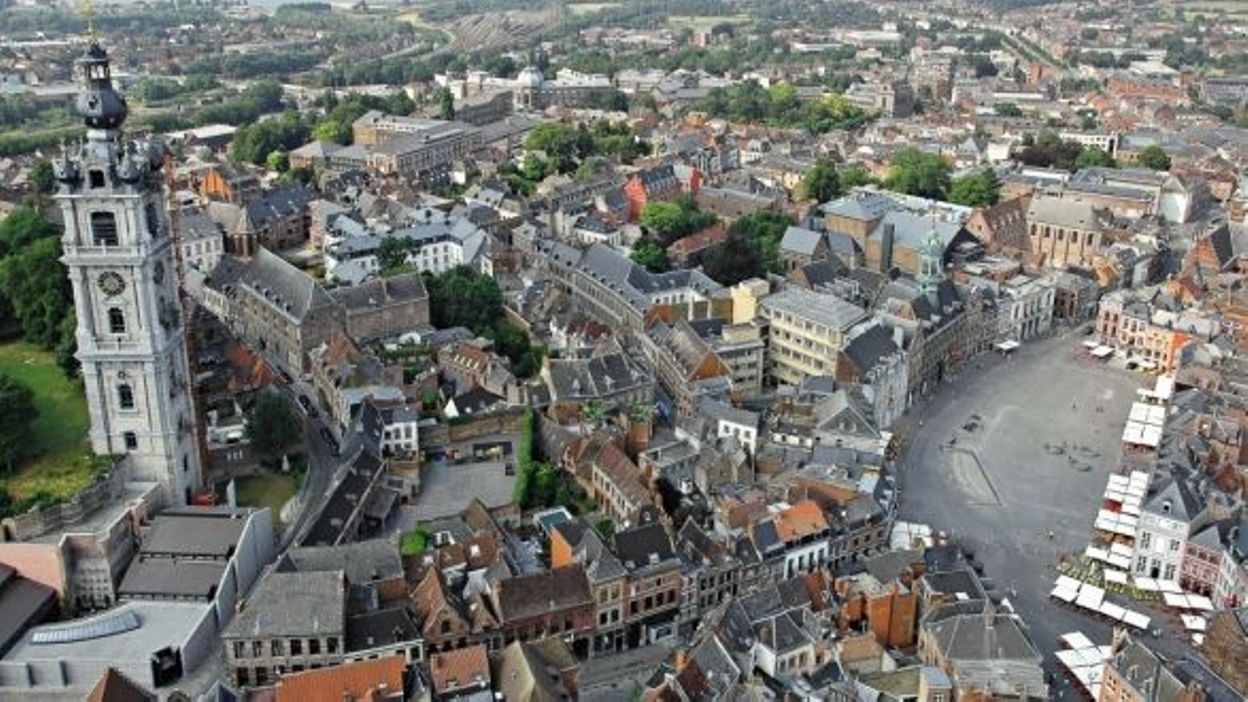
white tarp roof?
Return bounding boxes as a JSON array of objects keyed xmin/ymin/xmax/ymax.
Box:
[{"xmin": 1091, "ymin": 345, "xmax": 1114, "ymax": 358}]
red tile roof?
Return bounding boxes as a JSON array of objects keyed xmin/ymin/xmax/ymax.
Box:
[
  {"xmin": 274, "ymin": 656, "xmax": 406, "ymax": 702},
  {"xmin": 428, "ymin": 644, "xmax": 490, "ymax": 695}
]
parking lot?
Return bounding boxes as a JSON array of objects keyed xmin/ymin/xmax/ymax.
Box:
[
  {"xmin": 898, "ymin": 331, "xmax": 1151, "ymax": 698},
  {"xmin": 391, "ymin": 434, "xmax": 519, "ymax": 528}
]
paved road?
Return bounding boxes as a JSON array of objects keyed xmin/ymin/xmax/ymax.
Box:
[
  {"xmin": 897, "ymin": 331, "xmax": 1166, "ymax": 699},
  {"xmin": 276, "ymin": 378, "xmax": 352, "ymax": 550}
]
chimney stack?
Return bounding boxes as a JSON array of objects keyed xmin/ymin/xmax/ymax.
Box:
[{"xmin": 880, "ymin": 223, "xmax": 895, "ymax": 274}]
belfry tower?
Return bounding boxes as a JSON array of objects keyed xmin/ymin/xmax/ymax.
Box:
[{"xmin": 53, "ymin": 43, "xmax": 201, "ymax": 502}]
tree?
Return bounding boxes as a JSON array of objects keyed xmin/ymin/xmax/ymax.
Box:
[
  {"xmin": 0, "ymin": 235, "xmax": 70, "ymax": 349},
  {"xmin": 640, "ymin": 202, "xmax": 686, "ymax": 240},
  {"xmin": 0, "ymin": 206, "xmax": 59, "ymax": 257},
  {"xmin": 377, "ymin": 237, "xmax": 410, "ymax": 274},
  {"xmin": 839, "ymin": 167, "xmax": 874, "ymax": 188},
  {"xmin": 244, "ymin": 390, "xmax": 301, "ymax": 460},
  {"xmin": 29, "ymin": 160, "xmax": 55, "ymax": 198},
  {"xmin": 424, "ymin": 266, "xmax": 503, "ymax": 333},
  {"xmin": 0, "ymin": 372, "xmax": 35, "ymax": 472},
  {"xmin": 703, "ymin": 232, "xmax": 765, "ymax": 285},
  {"xmin": 1136, "ymin": 145, "xmax": 1171, "ymax": 171},
  {"xmin": 802, "ymin": 158, "xmax": 842, "ymax": 202},
  {"xmin": 1075, "ymin": 146, "xmax": 1116, "ymax": 169},
  {"xmin": 884, "ymin": 148, "xmax": 951, "ymax": 200},
  {"xmin": 630, "ymin": 238, "xmax": 669, "ymax": 273},
  {"xmin": 435, "ymin": 87, "xmax": 455, "ymax": 121},
  {"xmin": 993, "ymin": 102, "xmax": 1023, "ymax": 117},
  {"xmin": 265, "ymin": 150, "xmax": 289, "ymax": 173},
  {"xmin": 947, "ymin": 169, "xmax": 1000, "ymax": 207}
]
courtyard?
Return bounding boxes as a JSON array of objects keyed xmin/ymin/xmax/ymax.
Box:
[{"xmin": 898, "ymin": 331, "xmax": 1165, "ymax": 697}]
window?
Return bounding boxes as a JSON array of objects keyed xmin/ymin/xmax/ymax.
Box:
[
  {"xmin": 118, "ymin": 384, "xmax": 134, "ymax": 410},
  {"xmin": 1164, "ymin": 563, "xmax": 1176, "ymax": 580},
  {"xmin": 91, "ymin": 211, "xmax": 119, "ymax": 246},
  {"xmin": 290, "ymin": 639, "xmax": 302, "ymax": 655},
  {"xmin": 308, "ymin": 639, "xmax": 320, "ymax": 655},
  {"xmin": 108, "ymin": 308, "xmax": 126, "ymax": 334},
  {"xmin": 271, "ymin": 640, "xmax": 284, "ymax": 656},
  {"xmin": 89, "ymin": 170, "xmax": 105, "ymax": 189},
  {"xmin": 1140, "ymin": 532, "xmax": 1151, "ymax": 549},
  {"xmin": 1169, "ymin": 539, "xmax": 1180, "ymax": 552},
  {"xmin": 233, "ymin": 642, "xmax": 246, "ymax": 659},
  {"xmin": 251, "ymin": 641, "xmax": 263, "ymax": 657},
  {"xmin": 326, "ymin": 637, "xmax": 338, "ymax": 654},
  {"xmin": 145, "ymin": 202, "xmax": 159, "ymax": 237},
  {"xmin": 123, "ymin": 432, "xmax": 138, "ymax": 450},
  {"xmin": 235, "ymin": 668, "xmax": 249, "ymax": 686}
]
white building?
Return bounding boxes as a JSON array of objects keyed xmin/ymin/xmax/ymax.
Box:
[{"xmin": 1133, "ymin": 477, "xmax": 1205, "ymax": 582}]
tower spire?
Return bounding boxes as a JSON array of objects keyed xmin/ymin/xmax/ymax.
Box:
[{"xmin": 916, "ymin": 215, "xmax": 946, "ymax": 307}]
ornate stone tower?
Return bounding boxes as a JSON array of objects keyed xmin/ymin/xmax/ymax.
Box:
[
  {"xmin": 916, "ymin": 225, "xmax": 946, "ymax": 307},
  {"xmin": 53, "ymin": 43, "xmax": 201, "ymax": 502}
]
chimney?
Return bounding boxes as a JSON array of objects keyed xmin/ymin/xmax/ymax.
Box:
[{"xmin": 880, "ymin": 223, "xmax": 895, "ymax": 273}]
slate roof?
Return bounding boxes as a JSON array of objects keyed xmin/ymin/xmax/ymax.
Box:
[
  {"xmin": 842, "ymin": 323, "xmax": 901, "ymax": 375},
  {"xmin": 283, "ymin": 540, "xmax": 404, "ymax": 586},
  {"xmin": 820, "ymin": 190, "xmax": 898, "ymax": 221},
  {"xmin": 1142, "ymin": 472, "xmax": 1204, "ymax": 523},
  {"xmin": 329, "ymin": 271, "xmax": 427, "ymax": 311},
  {"xmin": 869, "ymin": 209, "xmax": 965, "ymax": 252},
  {"xmin": 925, "ymin": 605, "xmax": 1041, "ymax": 663},
  {"xmin": 613, "ymin": 522, "xmax": 676, "ymax": 569},
  {"xmin": 223, "ymin": 570, "xmax": 344, "ymax": 639},
  {"xmin": 780, "ymin": 226, "xmax": 825, "ymax": 256},
  {"xmin": 496, "ymin": 567, "xmax": 591, "ymax": 621},
  {"xmin": 1026, "ymin": 195, "xmax": 1104, "ymax": 231},
  {"xmin": 545, "ymin": 352, "xmax": 651, "ymax": 401},
  {"xmin": 238, "ymin": 248, "xmax": 337, "ymax": 323}
]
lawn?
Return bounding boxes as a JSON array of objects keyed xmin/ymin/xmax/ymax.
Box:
[
  {"xmin": 0, "ymin": 341, "xmax": 97, "ymax": 503},
  {"xmin": 232, "ymin": 473, "xmax": 297, "ymax": 526}
]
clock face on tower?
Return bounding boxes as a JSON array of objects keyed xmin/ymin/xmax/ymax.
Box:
[{"xmin": 98, "ymin": 271, "xmax": 126, "ymax": 297}]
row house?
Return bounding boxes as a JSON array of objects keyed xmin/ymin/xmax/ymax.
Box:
[
  {"xmin": 642, "ymin": 315, "xmax": 733, "ymax": 420},
  {"xmin": 494, "ymin": 567, "xmax": 595, "ymax": 655}
]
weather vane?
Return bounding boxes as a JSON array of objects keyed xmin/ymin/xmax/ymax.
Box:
[{"xmin": 80, "ymin": 0, "xmax": 98, "ymax": 42}]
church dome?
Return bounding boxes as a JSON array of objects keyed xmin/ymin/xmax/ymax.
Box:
[
  {"xmin": 515, "ymin": 66, "xmax": 544, "ymax": 89},
  {"xmin": 74, "ymin": 43, "xmax": 128, "ymax": 131}
]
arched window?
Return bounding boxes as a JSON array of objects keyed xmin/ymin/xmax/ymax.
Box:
[
  {"xmin": 108, "ymin": 307, "xmax": 126, "ymax": 334},
  {"xmin": 118, "ymin": 384, "xmax": 134, "ymax": 410}
]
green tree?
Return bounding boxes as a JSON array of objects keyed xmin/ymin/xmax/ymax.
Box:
[
  {"xmin": 424, "ymin": 266, "xmax": 504, "ymax": 333},
  {"xmin": 0, "ymin": 206, "xmax": 59, "ymax": 257},
  {"xmin": 702, "ymin": 232, "xmax": 764, "ymax": 285},
  {"xmin": 0, "ymin": 372, "xmax": 36, "ymax": 472},
  {"xmin": 993, "ymin": 102, "xmax": 1023, "ymax": 117},
  {"xmin": 884, "ymin": 148, "xmax": 951, "ymax": 200},
  {"xmin": 0, "ymin": 236, "xmax": 70, "ymax": 348},
  {"xmin": 640, "ymin": 202, "xmax": 686, "ymax": 240},
  {"xmin": 801, "ymin": 158, "xmax": 842, "ymax": 202},
  {"xmin": 377, "ymin": 237, "xmax": 411, "ymax": 274},
  {"xmin": 29, "ymin": 160, "xmax": 55, "ymax": 197},
  {"xmin": 265, "ymin": 150, "xmax": 290, "ymax": 173},
  {"xmin": 313, "ymin": 119, "xmax": 350, "ymax": 144},
  {"xmin": 435, "ymin": 87, "xmax": 455, "ymax": 121},
  {"xmin": 1075, "ymin": 146, "xmax": 1116, "ymax": 169},
  {"xmin": 947, "ymin": 169, "xmax": 1000, "ymax": 207},
  {"xmin": 630, "ymin": 238, "xmax": 669, "ymax": 273},
  {"xmin": 1136, "ymin": 145, "xmax": 1171, "ymax": 171},
  {"xmin": 244, "ymin": 391, "xmax": 302, "ymax": 460},
  {"xmin": 839, "ymin": 167, "xmax": 874, "ymax": 188}
]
